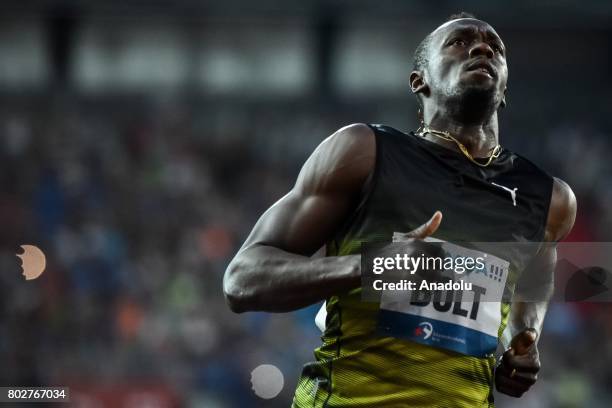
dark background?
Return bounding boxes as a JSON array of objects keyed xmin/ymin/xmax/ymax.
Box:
[{"xmin": 0, "ymin": 1, "xmax": 611, "ymax": 407}]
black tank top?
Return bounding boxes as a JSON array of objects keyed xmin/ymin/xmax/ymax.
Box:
[
  {"xmin": 296, "ymin": 125, "xmax": 554, "ymax": 408},
  {"xmin": 332, "ymin": 124, "xmax": 553, "ymax": 254}
]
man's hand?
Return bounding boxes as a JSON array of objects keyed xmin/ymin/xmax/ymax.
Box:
[
  {"xmin": 495, "ymin": 329, "xmax": 541, "ymax": 397},
  {"xmin": 391, "ymin": 211, "xmax": 452, "ymax": 281},
  {"xmin": 392, "ymin": 211, "xmax": 443, "ymax": 240}
]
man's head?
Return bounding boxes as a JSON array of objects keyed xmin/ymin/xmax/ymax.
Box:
[{"xmin": 411, "ymin": 13, "xmax": 508, "ymax": 124}]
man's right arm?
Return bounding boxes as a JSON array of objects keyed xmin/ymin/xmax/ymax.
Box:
[{"xmin": 223, "ymin": 123, "xmax": 376, "ymax": 313}]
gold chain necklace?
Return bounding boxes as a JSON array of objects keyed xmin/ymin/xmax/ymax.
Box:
[{"xmin": 417, "ymin": 125, "xmax": 502, "ymax": 168}]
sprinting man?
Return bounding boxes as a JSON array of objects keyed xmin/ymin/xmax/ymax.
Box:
[{"xmin": 224, "ymin": 12, "xmax": 576, "ymax": 407}]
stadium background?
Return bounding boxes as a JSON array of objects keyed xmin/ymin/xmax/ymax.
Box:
[{"xmin": 0, "ymin": 1, "xmax": 611, "ymax": 407}]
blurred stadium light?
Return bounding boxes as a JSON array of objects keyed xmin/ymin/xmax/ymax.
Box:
[{"xmin": 0, "ymin": 20, "xmax": 49, "ymax": 88}]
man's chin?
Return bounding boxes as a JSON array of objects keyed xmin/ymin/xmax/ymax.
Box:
[
  {"xmin": 445, "ymin": 84, "xmax": 501, "ymax": 120},
  {"xmin": 456, "ymin": 84, "xmax": 498, "ymax": 105},
  {"xmin": 461, "ymin": 77, "xmax": 497, "ymax": 91}
]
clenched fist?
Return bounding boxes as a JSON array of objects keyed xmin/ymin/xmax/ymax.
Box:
[{"xmin": 495, "ymin": 329, "xmax": 541, "ymax": 397}]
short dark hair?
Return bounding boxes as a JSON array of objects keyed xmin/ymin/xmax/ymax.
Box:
[{"xmin": 412, "ymin": 12, "xmax": 477, "ymax": 73}]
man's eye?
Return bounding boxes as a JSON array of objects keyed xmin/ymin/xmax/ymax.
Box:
[
  {"xmin": 452, "ymin": 39, "xmax": 466, "ymax": 47},
  {"xmin": 493, "ymin": 44, "xmax": 504, "ymax": 54}
]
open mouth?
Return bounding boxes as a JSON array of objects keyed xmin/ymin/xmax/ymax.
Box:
[
  {"xmin": 472, "ymin": 67, "xmax": 493, "ymax": 77},
  {"xmin": 466, "ymin": 62, "xmax": 496, "ymax": 78}
]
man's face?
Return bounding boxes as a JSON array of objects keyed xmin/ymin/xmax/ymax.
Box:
[{"xmin": 422, "ymin": 18, "xmax": 508, "ymax": 107}]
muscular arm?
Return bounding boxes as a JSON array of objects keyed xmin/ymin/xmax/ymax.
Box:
[
  {"xmin": 505, "ymin": 177, "xmax": 577, "ymax": 345},
  {"xmin": 223, "ymin": 124, "xmax": 376, "ymax": 313},
  {"xmin": 497, "ymin": 177, "xmax": 577, "ymax": 397}
]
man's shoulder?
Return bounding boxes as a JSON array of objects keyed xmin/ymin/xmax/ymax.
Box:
[
  {"xmin": 367, "ymin": 123, "xmax": 410, "ymax": 138},
  {"xmin": 506, "ymin": 149, "xmax": 553, "ymax": 181},
  {"xmin": 331, "ymin": 123, "xmax": 376, "ymax": 143},
  {"xmin": 298, "ymin": 123, "xmax": 376, "ymax": 195},
  {"xmin": 322, "ymin": 123, "xmax": 415, "ymax": 168},
  {"xmin": 320, "ymin": 123, "xmax": 376, "ymax": 160},
  {"xmin": 503, "ymin": 149, "xmax": 576, "ymax": 242},
  {"xmin": 545, "ymin": 177, "xmax": 577, "ymax": 242}
]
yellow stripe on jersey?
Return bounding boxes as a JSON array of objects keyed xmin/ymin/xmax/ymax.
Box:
[{"xmin": 292, "ymin": 238, "xmax": 513, "ymax": 407}]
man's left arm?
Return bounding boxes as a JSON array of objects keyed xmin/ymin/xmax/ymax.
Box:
[{"xmin": 496, "ymin": 177, "xmax": 577, "ymax": 397}]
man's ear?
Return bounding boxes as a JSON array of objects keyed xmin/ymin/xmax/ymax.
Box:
[{"xmin": 410, "ymin": 71, "xmax": 429, "ymax": 97}]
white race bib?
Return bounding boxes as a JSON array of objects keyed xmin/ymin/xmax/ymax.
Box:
[{"xmin": 377, "ymin": 238, "xmax": 509, "ymax": 357}]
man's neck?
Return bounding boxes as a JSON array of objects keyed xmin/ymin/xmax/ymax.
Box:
[{"xmin": 422, "ymin": 109, "xmax": 499, "ymax": 158}]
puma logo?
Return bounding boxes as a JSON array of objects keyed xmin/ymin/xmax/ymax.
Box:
[{"xmin": 491, "ymin": 182, "xmax": 518, "ymax": 207}]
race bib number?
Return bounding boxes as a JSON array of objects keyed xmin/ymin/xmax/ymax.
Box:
[{"xmin": 377, "ymin": 238, "xmax": 509, "ymax": 357}]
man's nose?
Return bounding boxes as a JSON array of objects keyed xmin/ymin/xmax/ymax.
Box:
[{"xmin": 469, "ymin": 42, "xmax": 494, "ymax": 59}]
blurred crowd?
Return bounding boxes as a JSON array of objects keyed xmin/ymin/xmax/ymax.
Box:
[{"xmin": 0, "ymin": 93, "xmax": 611, "ymax": 407}]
